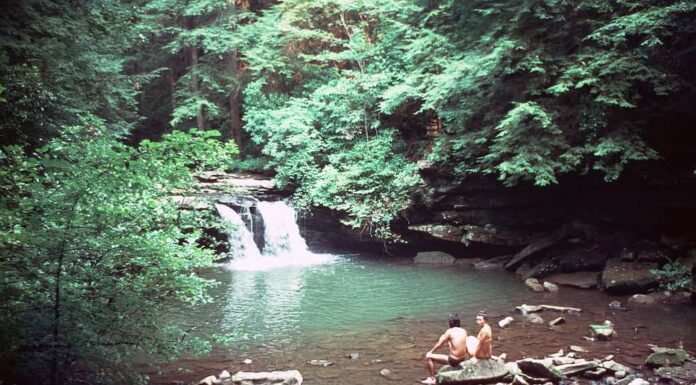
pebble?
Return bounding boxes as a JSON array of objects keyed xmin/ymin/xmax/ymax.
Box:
[
  {"xmin": 370, "ymin": 359, "xmax": 383, "ymax": 364},
  {"xmin": 243, "ymin": 359, "xmax": 252, "ymax": 365},
  {"xmin": 570, "ymin": 345, "xmax": 586, "ymax": 353},
  {"xmin": 604, "ymin": 354, "xmax": 614, "ymax": 361}
]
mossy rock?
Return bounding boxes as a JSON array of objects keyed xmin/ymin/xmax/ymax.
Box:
[
  {"xmin": 645, "ymin": 348, "xmax": 687, "ymax": 367},
  {"xmin": 437, "ymin": 358, "xmax": 509, "ymax": 384}
]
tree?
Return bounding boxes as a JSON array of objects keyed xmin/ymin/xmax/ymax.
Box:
[
  {"xmin": 0, "ymin": 0, "xmax": 145, "ymax": 146},
  {"xmin": 0, "ymin": 117, "xmax": 238, "ymax": 384}
]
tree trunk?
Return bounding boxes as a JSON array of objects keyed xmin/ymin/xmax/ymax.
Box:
[
  {"xmin": 227, "ymin": 0, "xmax": 243, "ymax": 153},
  {"xmin": 188, "ymin": 17, "xmax": 205, "ymax": 131}
]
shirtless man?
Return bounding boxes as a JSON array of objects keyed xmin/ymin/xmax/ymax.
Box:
[
  {"xmin": 466, "ymin": 311, "xmax": 492, "ymax": 364},
  {"xmin": 421, "ymin": 313, "xmax": 468, "ymax": 385}
]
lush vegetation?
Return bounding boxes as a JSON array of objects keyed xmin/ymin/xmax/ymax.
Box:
[{"xmin": 1, "ymin": 0, "xmax": 695, "ymax": 382}]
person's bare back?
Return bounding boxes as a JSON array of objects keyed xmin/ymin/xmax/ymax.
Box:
[{"xmin": 446, "ymin": 327, "xmax": 468, "ymax": 360}]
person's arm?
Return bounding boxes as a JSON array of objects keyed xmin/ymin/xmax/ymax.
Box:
[{"xmin": 426, "ymin": 330, "xmax": 449, "ymax": 357}]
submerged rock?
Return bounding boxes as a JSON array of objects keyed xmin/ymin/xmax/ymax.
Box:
[
  {"xmin": 307, "ymin": 359, "xmax": 333, "ymax": 367},
  {"xmin": 437, "ymin": 358, "xmax": 509, "ymax": 384},
  {"xmin": 525, "ymin": 314, "xmax": 545, "ymax": 324}
]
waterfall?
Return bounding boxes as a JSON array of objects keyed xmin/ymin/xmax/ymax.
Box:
[
  {"xmin": 218, "ymin": 200, "xmax": 335, "ymax": 271},
  {"xmin": 215, "ymin": 203, "xmax": 262, "ymax": 260}
]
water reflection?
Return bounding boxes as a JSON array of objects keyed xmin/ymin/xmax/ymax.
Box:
[{"xmin": 221, "ymin": 267, "xmax": 306, "ymax": 348}]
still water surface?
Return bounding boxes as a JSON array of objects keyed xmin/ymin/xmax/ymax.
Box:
[{"xmin": 151, "ymin": 254, "xmax": 696, "ymax": 384}]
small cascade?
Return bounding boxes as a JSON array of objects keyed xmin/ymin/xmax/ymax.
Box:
[
  {"xmin": 215, "ymin": 203, "xmax": 262, "ymax": 260},
  {"xmin": 256, "ymin": 201, "xmax": 311, "ymax": 258},
  {"xmin": 218, "ymin": 200, "xmax": 335, "ymax": 271}
]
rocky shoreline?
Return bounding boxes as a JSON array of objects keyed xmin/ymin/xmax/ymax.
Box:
[{"xmin": 193, "ymin": 344, "xmax": 694, "ymax": 385}]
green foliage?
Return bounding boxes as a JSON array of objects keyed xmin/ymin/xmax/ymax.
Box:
[
  {"xmin": 241, "ymin": 0, "xmax": 425, "ymax": 237},
  {"xmin": 0, "ymin": 0, "xmax": 145, "ymax": 144},
  {"xmin": 298, "ymin": 131, "xmax": 423, "ymax": 237},
  {"xmin": 0, "ymin": 118, "xmax": 237, "ymax": 384},
  {"xmin": 651, "ymin": 262, "xmax": 692, "ymax": 292}
]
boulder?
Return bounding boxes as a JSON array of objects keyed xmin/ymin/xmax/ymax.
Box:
[
  {"xmin": 414, "ymin": 251, "xmax": 456, "ymax": 265},
  {"xmin": 232, "ymin": 371, "xmax": 303, "ymax": 385},
  {"xmin": 645, "ymin": 347, "xmax": 688, "ymax": 367},
  {"xmin": 524, "ymin": 246, "xmax": 608, "ymax": 279},
  {"xmin": 544, "ymin": 272, "xmax": 599, "ymax": 289},
  {"xmin": 601, "ymin": 258, "xmax": 660, "ymax": 294},
  {"xmin": 515, "ymin": 358, "xmax": 563, "ymax": 383},
  {"xmin": 437, "ymin": 358, "xmax": 509, "ymax": 384}
]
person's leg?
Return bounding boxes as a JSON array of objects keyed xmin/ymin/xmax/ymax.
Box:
[
  {"xmin": 424, "ymin": 353, "xmax": 450, "ymax": 383},
  {"xmin": 466, "ymin": 335, "xmax": 479, "ymax": 357}
]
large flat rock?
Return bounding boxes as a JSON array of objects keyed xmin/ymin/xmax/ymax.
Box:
[{"xmin": 437, "ymin": 358, "xmax": 509, "ymax": 384}]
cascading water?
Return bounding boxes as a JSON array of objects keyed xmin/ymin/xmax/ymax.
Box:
[
  {"xmin": 215, "ymin": 203, "xmax": 262, "ymax": 260},
  {"xmin": 218, "ymin": 200, "xmax": 335, "ymax": 271}
]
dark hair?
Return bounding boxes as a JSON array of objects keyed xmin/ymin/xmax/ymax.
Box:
[
  {"xmin": 448, "ymin": 313, "xmax": 461, "ymax": 328},
  {"xmin": 477, "ymin": 311, "xmax": 488, "ymax": 321}
]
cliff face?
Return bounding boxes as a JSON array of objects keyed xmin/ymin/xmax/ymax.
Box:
[{"xmin": 403, "ymin": 164, "xmax": 696, "ymax": 252}]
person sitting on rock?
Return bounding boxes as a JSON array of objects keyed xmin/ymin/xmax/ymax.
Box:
[
  {"xmin": 466, "ymin": 311, "xmax": 492, "ymax": 363},
  {"xmin": 422, "ymin": 313, "xmax": 469, "ymax": 385}
]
